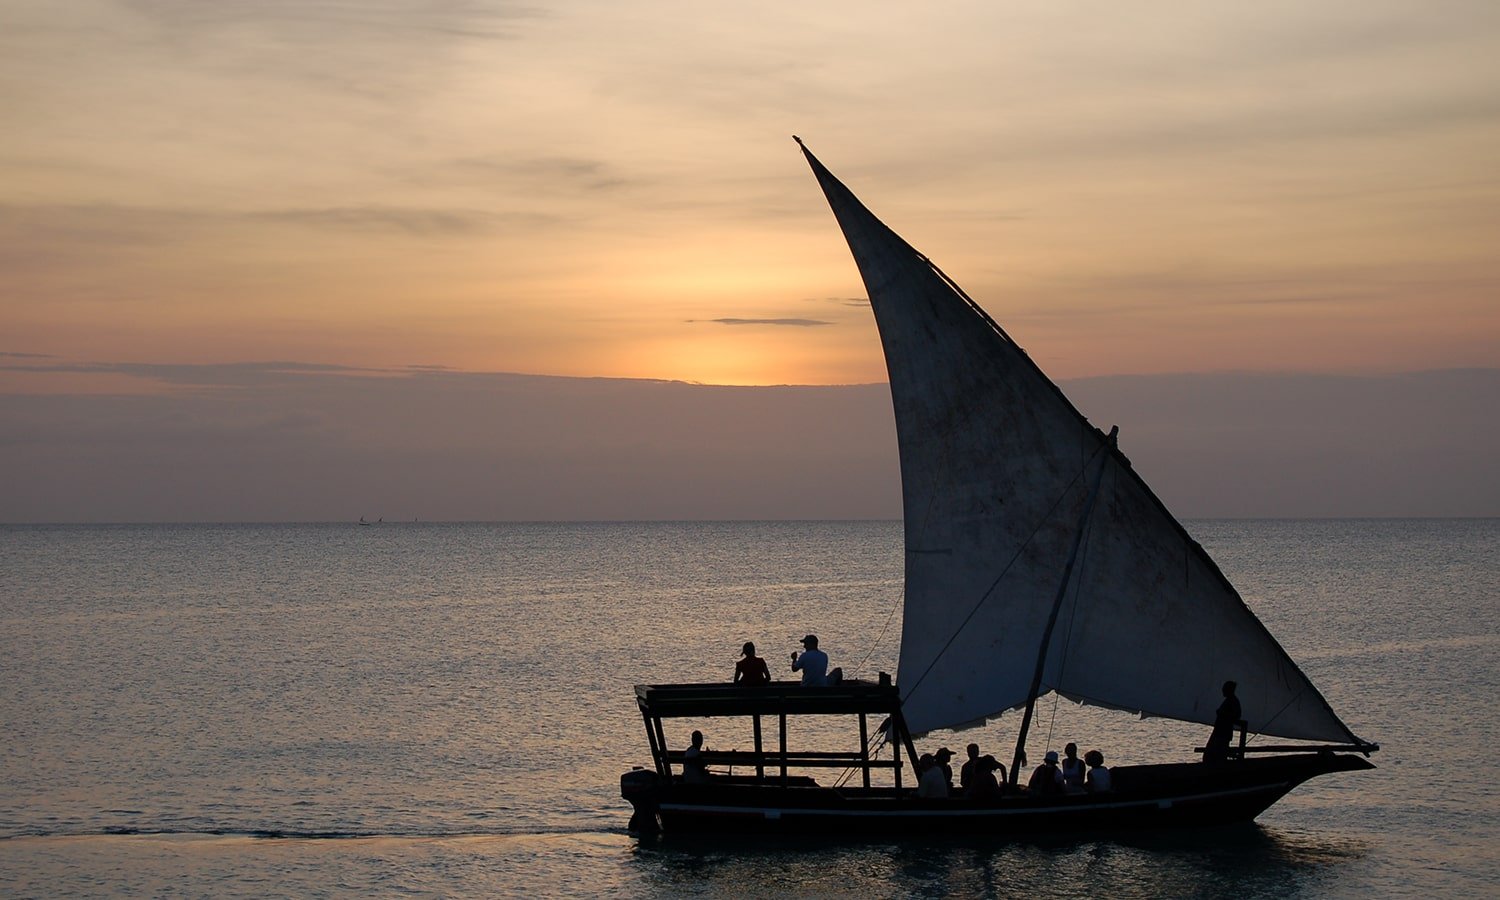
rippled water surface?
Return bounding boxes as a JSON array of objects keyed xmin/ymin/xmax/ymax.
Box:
[{"xmin": 2, "ymin": 520, "xmax": 1496, "ymax": 897}]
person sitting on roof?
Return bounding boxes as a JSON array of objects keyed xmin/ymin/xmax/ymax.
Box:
[
  {"xmin": 1060, "ymin": 742, "xmax": 1086, "ymax": 793},
  {"xmin": 1084, "ymin": 749, "xmax": 1112, "ymax": 792},
  {"xmin": 734, "ymin": 641, "xmax": 771, "ymax": 685},
  {"xmin": 916, "ymin": 753, "xmax": 948, "ymax": 798},
  {"xmin": 682, "ymin": 730, "xmax": 710, "ymax": 784},
  {"xmin": 1028, "ymin": 750, "xmax": 1064, "ymax": 795},
  {"xmin": 790, "ymin": 634, "xmax": 829, "ymax": 686}
]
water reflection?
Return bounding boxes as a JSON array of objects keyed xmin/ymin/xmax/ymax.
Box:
[{"xmin": 628, "ymin": 825, "xmax": 1370, "ymax": 898}]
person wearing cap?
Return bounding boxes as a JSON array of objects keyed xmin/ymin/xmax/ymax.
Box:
[
  {"xmin": 733, "ymin": 641, "xmax": 771, "ymax": 685},
  {"xmin": 1027, "ymin": 750, "xmax": 1064, "ymax": 795},
  {"xmin": 790, "ymin": 634, "xmax": 828, "ymax": 687}
]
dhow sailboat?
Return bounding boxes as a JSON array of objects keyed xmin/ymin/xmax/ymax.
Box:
[{"xmin": 620, "ymin": 139, "xmax": 1376, "ymax": 835}]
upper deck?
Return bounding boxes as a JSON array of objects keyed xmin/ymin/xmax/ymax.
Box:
[{"xmin": 634, "ymin": 679, "xmax": 901, "ymax": 719}]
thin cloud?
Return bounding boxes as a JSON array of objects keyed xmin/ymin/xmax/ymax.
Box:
[
  {"xmin": 0, "ymin": 360, "xmax": 379, "ymax": 389},
  {"xmin": 691, "ymin": 318, "xmax": 833, "ymax": 327},
  {"xmin": 251, "ymin": 206, "xmax": 548, "ymax": 236},
  {"xmin": 438, "ymin": 156, "xmax": 640, "ymax": 193},
  {"xmin": 124, "ymin": 0, "xmax": 540, "ymax": 44}
]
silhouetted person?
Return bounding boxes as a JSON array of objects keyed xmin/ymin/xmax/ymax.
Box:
[
  {"xmin": 959, "ymin": 743, "xmax": 981, "ymax": 793},
  {"xmin": 1060, "ymin": 742, "xmax": 1086, "ymax": 792},
  {"xmin": 683, "ymin": 730, "xmax": 710, "ymax": 784},
  {"xmin": 1028, "ymin": 750, "xmax": 1064, "ymax": 795},
  {"xmin": 1204, "ymin": 680, "xmax": 1242, "ymax": 763},
  {"xmin": 916, "ymin": 753, "xmax": 948, "ymax": 798},
  {"xmin": 968, "ymin": 755, "xmax": 1005, "ymax": 800},
  {"xmin": 791, "ymin": 634, "xmax": 829, "ymax": 686},
  {"xmin": 1084, "ymin": 749, "xmax": 1112, "ymax": 792},
  {"xmin": 734, "ymin": 641, "xmax": 771, "ymax": 685},
  {"xmin": 932, "ymin": 747, "xmax": 955, "ymax": 793}
]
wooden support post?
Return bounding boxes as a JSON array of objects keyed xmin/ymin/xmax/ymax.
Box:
[
  {"xmin": 654, "ymin": 717, "xmax": 670, "ymax": 778},
  {"xmin": 779, "ymin": 712, "xmax": 789, "ymax": 787},
  {"xmin": 859, "ymin": 713, "xmax": 871, "ymax": 789},
  {"xmin": 754, "ymin": 714, "xmax": 764, "ymax": 780},
  {"xmin": 642, "ymin": 709, "xmax": 666, "ymax": 778}
]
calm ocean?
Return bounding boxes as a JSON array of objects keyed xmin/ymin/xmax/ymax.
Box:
[{"xmin": 2, "ymin": 519, "xmax": 1496, "ymax": 897}]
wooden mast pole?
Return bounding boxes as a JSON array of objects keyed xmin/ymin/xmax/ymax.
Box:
[{"xmin": 1009, "ymin": 426, "xmax": 1117, "ymax": 787}]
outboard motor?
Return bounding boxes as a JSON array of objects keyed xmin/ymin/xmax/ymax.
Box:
[{"xmin": 620, "ymin": 767, "xmax": 662, "ymax": 833}]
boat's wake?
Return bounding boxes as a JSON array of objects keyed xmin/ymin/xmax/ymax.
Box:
[{"xmin": 0, "ymin": 824, "xmax": 632, "ymax": 842}]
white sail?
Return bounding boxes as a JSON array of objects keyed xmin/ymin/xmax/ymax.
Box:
[{"xmin": 799, "ymin": 140, "xmax": 1364, "ymax": 745}]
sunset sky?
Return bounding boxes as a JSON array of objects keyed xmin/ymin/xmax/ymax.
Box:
[
  {"xmin": 3, "ymin": 2, "xmax": 1499, "ymax": 521},
  {"xmin": 5, "ymin": 0, "xmax": 1497, "ymax": 391}
]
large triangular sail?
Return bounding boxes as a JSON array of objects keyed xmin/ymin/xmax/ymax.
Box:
[{"xmin": 798, "ymin": 139, "xmax": 1365, "ymax": 745}]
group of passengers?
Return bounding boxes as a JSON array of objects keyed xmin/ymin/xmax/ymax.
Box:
[
  {"xmin": 1025, "ymin": 742, "xmax": 1112, "ymax": 795},
  {"xmin": 729, "ymin": 638, "xmax": 1117, "ymax": 799},
  {"xmin": 916, "ymin": 741, "xmax": 1111, "ymax": 799},
  {"xmin": 734, "ymin": 636, "xmax": 840, "ymax": 687}
]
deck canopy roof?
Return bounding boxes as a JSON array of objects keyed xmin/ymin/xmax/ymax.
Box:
[{"xmin": 635, "ymin": 680, "xmax": 900, "ymax": 719}]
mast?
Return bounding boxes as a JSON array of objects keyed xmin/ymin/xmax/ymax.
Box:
[{"xmin": 1008, "ymin": 427, "xmax": 1116, "ymax": 787}]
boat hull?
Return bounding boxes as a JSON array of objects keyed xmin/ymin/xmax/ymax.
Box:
[{"xmin": 626, "ymin": 754, "xmax": 1373, "ymax": 835}]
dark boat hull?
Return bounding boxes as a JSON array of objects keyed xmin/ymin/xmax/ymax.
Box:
[{"xmin": 626, "ymin": 754, "xmax": 1374, "ymax": 835}]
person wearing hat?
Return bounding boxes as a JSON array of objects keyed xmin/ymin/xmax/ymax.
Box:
[
  {"xmin": 790, "ymin": 634, "xmax": 828, "ymax": 686},
  {"xmin": 1027, "ymin": 749, "xmax": 1064, "ymax": 795},
  {"xmin": 733, "ymin": 641, "xmax": 771, "ymax": 685}
]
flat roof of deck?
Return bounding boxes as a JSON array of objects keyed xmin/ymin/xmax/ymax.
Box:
[{"xmin": 634, "ymin": 680, "xmax": 901, "ymax": 718}]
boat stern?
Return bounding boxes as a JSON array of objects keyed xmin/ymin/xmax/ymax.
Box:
[{"xmin": 621, "ymin": 767, "xmax": 663, "ymax": 833}]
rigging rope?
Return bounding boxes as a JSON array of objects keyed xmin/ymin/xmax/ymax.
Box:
[
  {"xmin": 833, "ymin": 729, "xmax": 890, "ymax": 789},
  {"xmin": 850, "ymin": 586, "xmax": 902, "ymax": 679}
]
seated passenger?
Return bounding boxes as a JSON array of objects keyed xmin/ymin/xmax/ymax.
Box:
[
  {"xmin": 959, "ymin": 743, "xmax": 982, "ymax": 793},
  {"xmin": 932, "ymin": 747, "xmax": 956, "ymax": 793},
  {"xmin": 1085, "ymin": 749, "xmax": 1112, "ymax": 792},
  {"xmin": 916, "ymin": 753, "xmax": 948, "ymax": 798},
  {"xmin": 683, "ymin": 730, "xmax": 710, "ymax": 784},
  {"xmin": 1028, "ymin": 750, "xmax": 1064, "ymax": 795},
  {"xmin": 791, "ymin": 634, "xmax": 829, "ymax": 686},
  {"xmin": 734, "ymin": 641, "xmax": 771, "ymax": 685},
  {"xmin": 967, "ymin": 755, "xmax": 1005, "ymax": 800},
  {"xmin": 1060, "ymin": 742, "xmax": 1086, "ymax": 793}
]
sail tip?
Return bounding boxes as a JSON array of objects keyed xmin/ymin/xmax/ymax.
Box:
[{"xmin": 792, "ymin": 134, "xmax": 804, "ymax": 145}]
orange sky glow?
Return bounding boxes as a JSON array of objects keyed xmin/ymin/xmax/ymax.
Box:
[{"xmin": 3, "ymin": 0, "xmax": 1499, "ymax": 391}]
